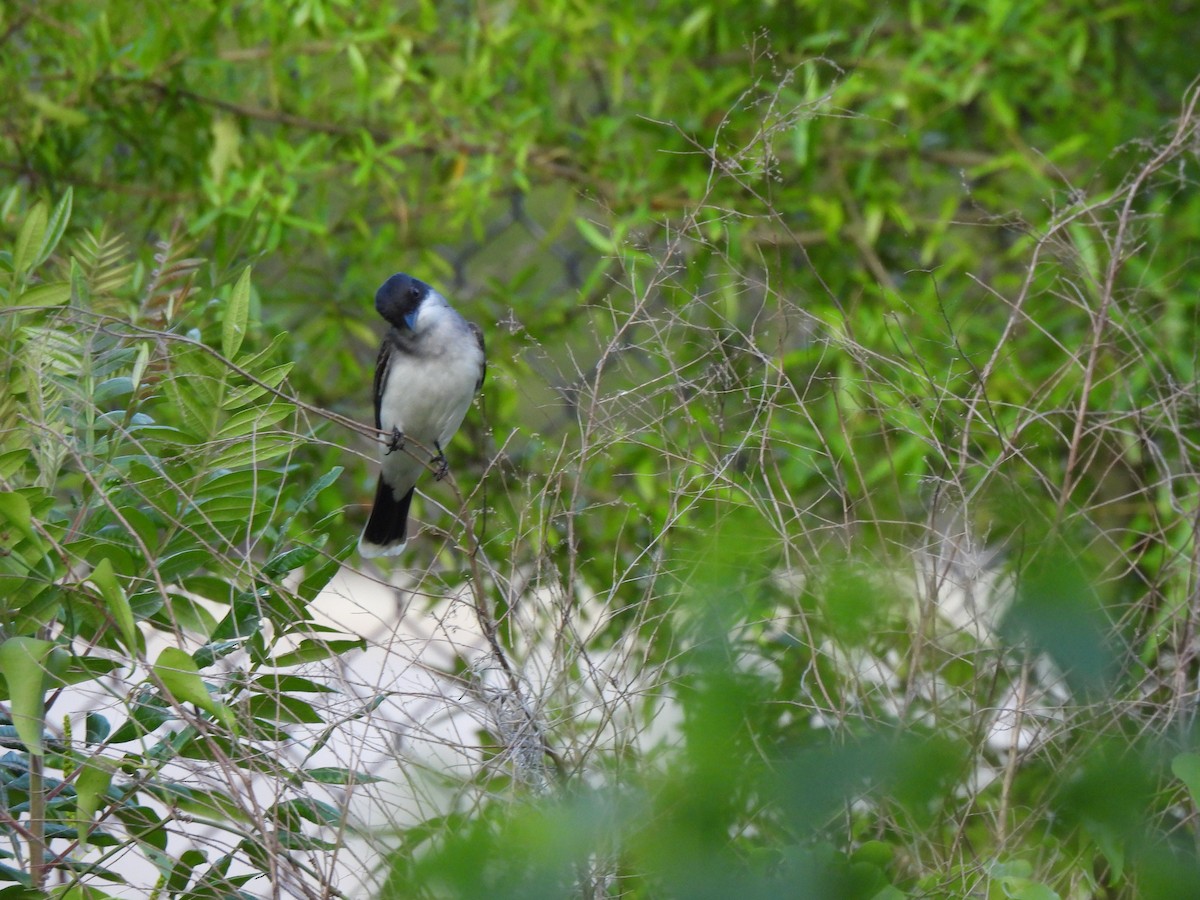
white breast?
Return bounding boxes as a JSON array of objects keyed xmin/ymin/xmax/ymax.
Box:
[
  {"xmin": 376, "ymin": 299, "xmax": 482, "ymax": 481},
  {"xmin": 378, "ymin": 344, "xmax": 479, "ymax": 448}
]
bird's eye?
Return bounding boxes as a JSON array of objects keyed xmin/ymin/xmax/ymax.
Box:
[{"xmin": 410, "ymin": 286, "xmax": 421, "ymax": 300}]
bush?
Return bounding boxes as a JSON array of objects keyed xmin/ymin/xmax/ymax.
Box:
[{"xmin": 2, "ymin": 2, "xmax": 1200, "ymax": 897}]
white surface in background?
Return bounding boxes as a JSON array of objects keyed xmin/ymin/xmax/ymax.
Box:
[
  {"xmin": 39, "ymin": 563, "xmax": 499, "ymax": 898},
  {"xmin": 39, "ymin": 515, "xmax": 1048, "ymax": 898}
]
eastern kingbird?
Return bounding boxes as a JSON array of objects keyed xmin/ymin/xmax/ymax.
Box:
[{"xmin": 359, "ymin": 273, "xmax": 485, "ymax": 558}]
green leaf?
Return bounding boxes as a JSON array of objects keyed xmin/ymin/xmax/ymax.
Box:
[
  {"xmin": 152, "ymin": 647, "xmax": 234, "ymax": 729},
  {"xmin": 209, "ymin": 116, "xmax": 242, "ymax": 185},
  {"xmin": 217, "ymin": 401, "xmax": 293, "ymax": 438},
  {"xmin": 108, "ymin": 692, "xmax": 173, "ymax": 743},
  {"xmin": 273, "ymin": 638, "xmax": 365, "ymax": 667},
  {"xmin": 279, "ymin": 465, "xmax": 343, "ymax": 539},
  {"xmin": 165, "ymin": 345, "xmax": 223, "ymax": 439},
  {"xmin": 85, "ymin": 711, "xmax": 111, "ymax": 744},
  {"xmin": 575, "ymin": 216, "xmax": 615, "ymax": 253},
  {"xmin": 221, "ymin": 361, "xmax": 294, "ymax": 409},
  {"xmin": 275, "ymin": 832, "xmax": 338, "ymax": 851},
  {"xmin": 33, "ymin": 188, "xmax": 72, "ymax": 269},
  {"xmin": 0, "ymin": 883, "xmax": 46, "ymax": 898},
  {"xmin": 12, "ymin": 202, "xmax": 47, "ymax": 281},
  {"xmin": 154, "ymin": 548, "xmax": 210, "ymax": 582},
  {"xmin": 274, "ymin": 797, "xmax": 343, "ymax": 829},
  {"xmin": 296, "ymin": 547, "xmax": 345, "ymax": 603},
  {"xmin": 24, "ymin": 91, "xmax": 88, "ymax": 127},
  {"xmin": 1068, "ymin": 222, "xmax": 1102, "ymax": 286},
  {"xmin": 0, "ymin": 449, "xmax": 31, "ymax": 480},
  {"xmin": 190, "ymin": 639, "xmax": 246, "ymax": 669},
  {"xmin": 7, "ymin": 584, "xmax": 62, "ymax": 636},
  {"xmin": 247, "ymin": 693, "xmax": 323, "ymax": 724},
  {"xmin": 263, "ymin": 539, "xmax": 324, "ymax": 579},
  {"xmin": 1005, "ymin": 884, "xmax": 1060, "ymax": 900},
  {"xmin": 201, "ymin": 588, "xmax": 266, "ymax": 657},
  {"xmin": 0, "ymin": 636, "xmax": 54, "ymax": 755},
  {"xmin": 1085, "ymin": 818, "xmax": 1125, "ymax": 883},
  {"xmin": 130, "ymin": 340, "xmax": 151, "ymax": 391},
  {"xmin": 194, "ymin": 468, "xmax": 261, "ymax": 500},
  {"xmin": 0, "ymin": 490, "xmax": 37, "ymax": 543},
  {"xmin": 1172, "ymin": 752, "xmax": 1200, "ymax": 805},
  {"xmin": 302, "ymin": 766, "xmax": 386, "ymax": 785},
  {"xmin": 251, "ymin": 674, "xmax": 335, "ymax": 694},
  {"xmin": 114, "ymin": 804, "xmax": 167, "ymax": 851},
  {"xmin": 88, "ymin": 558, "xmax": 139, "ymax": 655},
  {"xmin": 679, "ymin": 6, "xmax": 713, "ymax": 36},
  {"xmin": 17, "ymin": 281, "xmax": 71, "ymax": 307},
  {"xmin": 223, "ymin": 265, "xmax": 252, "ymax": 359},
  {"xmin": 58, "ymin": 887, "xmax": 122, "ymax": 899},
  {"xmin": 74, "ymin": 757, "xmax": 115, "ymax": 844},
  {"xmin": 210, "ymin": 433, "xmax": 293, "ymax": 468},
  {"xmin": 60, "ymin": 655, "xmax": 120, "ymax": 686},
  {"xmin": 164, "ymin": 846, "xmax": 207, "ymax": 894}
]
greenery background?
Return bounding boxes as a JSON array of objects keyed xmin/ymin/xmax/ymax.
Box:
[{"xmin": 2, "ymin": 0, "xmax": 1200, "ymax": 897}]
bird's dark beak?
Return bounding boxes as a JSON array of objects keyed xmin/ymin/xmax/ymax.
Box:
[{"xmin": 403, "ymin": 309, "xmax": 418, "ymax": 330}]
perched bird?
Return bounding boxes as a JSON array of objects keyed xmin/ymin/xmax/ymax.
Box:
[{"xmin": 359, "ymin": 273, "xmax": 485, "ymax": 558}]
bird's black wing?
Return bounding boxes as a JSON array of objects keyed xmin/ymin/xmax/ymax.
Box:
[
  {"xmin": 372, "ymin": 337, "xmax": 395, "ymax": 430},
  {"xmin": 469, "ymin": 321, "xmax": 486, "ymax": 393}
]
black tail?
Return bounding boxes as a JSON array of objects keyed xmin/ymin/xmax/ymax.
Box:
[{"xmin": 359, "ymin": 477, "xmax": 414, "ymax": 557}]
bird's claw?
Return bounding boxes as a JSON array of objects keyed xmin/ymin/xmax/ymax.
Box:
[
  {"xmin": 432, "ymin": 445, "xmax": 449, "ymax": 481},
  {"xmin": 385, "ymin": 427, "xmax": 406, "ymax": 455}
]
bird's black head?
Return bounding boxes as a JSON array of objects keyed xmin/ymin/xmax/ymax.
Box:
[{"xmin": 375, "ymin": 273, "xmax": 430, "ymax": 330}]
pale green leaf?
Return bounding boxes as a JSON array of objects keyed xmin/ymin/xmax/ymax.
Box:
[
  {"xmin": 1007, "ymin": 884, "xmax": 1060, "ymax": 900},
  {"xmin": 217, "ymin": 401, "xmax": 293, "ymax": 439},
  {"xmin": 18, "ymin": 281, "xmax": 72, "ymax": 307},
  {"xmin": 1085, "ymin": 818, "xmax": 1125, "ymax": 883},
  {"xmin": 303, "ymin": 766, "xmax": 386, "ymax": 785},
  {"xmin": 221, "ymin": 362, "xmax": 294, "ymax": 409},
  {"xmin": 208, "ymin": 116, "xmax": 242, "ymax": 186},
  {"xmin": 0, "ymin": 449, "xmax": 31, "ymax": 480},
  {"xmin": 1172, "ymin": 752, "xmax": 1200, "ymax": 805},
  {"xmin": 0, "ymin": 636, "xmax": 54, "ymax": 754},
  {"xmin": 1068, "ymin": 222, "xmax": 1102, "ymax": 287},
  {"xmin": 131, "ymin": 341, "xmax": 151, "ymax": 391},
  {"xmin": 74, "ymin": 757, "xmax": 116, "ymax": 843},
  {"xmin": 24, "ymin": 91, "xmax": 89, "ymax": 126},
  {"xmin": 575, "ymin": 217, "xmax": 615, "ymax": 254},
  {"xmin": 0, "ymin": 490, "xmax": 37, "ymax": 543},
  {"xmin": 210, "ymin": 434, "xmax": 293, "ymax": 468},
  {"xmin": 273, "ymin": 638, "xmax": 365, "ymax": 668},
  {"xmin": 278, "ymin": 465, "xmax": 343, "ymax": 539},
  {"xmin": 263, "ymin": 539, "xmax": 324, "ymax": 579},
  {"xmin": 679, "ymin": 6, "xmax": 712, "ymax": 37},
  {"xmin": 223, "ymin": 265, "xmax": 252, "ymax": 359},
  {"xmin": 33, "ymin": 188, "xmax": 73, "ymax": 269},
  {"xmin": 88, "ymin": 558, "xmax": 139, "ymax": 655},
  {"xmin": 13, "ymin": 202, "xmax": 48, "ymax": 280},
  {"xmin": 153, "ymin": 647, "xmax": 234, "ymax": 728}
]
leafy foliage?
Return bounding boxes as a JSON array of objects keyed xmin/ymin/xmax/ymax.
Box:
[
  {"xmin": 2, "ymin": 1, "xmax": 1200, "ymax": 898},
  {"xmin": 0, "ymin": 199, "xmax": 354, "ymax": 895}
]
